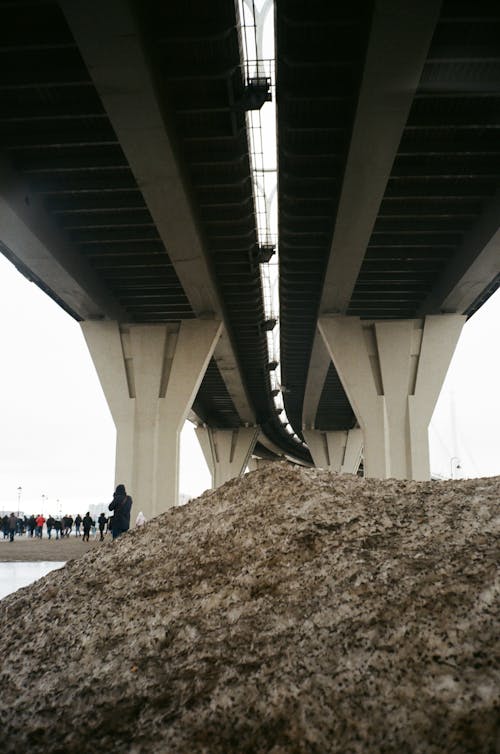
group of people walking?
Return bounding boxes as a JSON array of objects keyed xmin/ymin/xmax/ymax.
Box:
[{"xmin": 2, "ymin": 484, "xmax": 137, "ymax": 543}]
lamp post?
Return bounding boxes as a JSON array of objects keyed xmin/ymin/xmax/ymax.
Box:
[
  {"xmin": 17, "ymin": 486, "xmax": 22, "ymax": 517},
  {"xmin": 450, "ymin": 456, "xmax": 461, "ymax": 479}
]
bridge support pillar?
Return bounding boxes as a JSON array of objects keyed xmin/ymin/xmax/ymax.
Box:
[
  {"xmin": 318, "ymin": 315, "xmax": 465, "ymax": 480},
  {"xmin": 195, "ymin": 427, "xmax": 260, "ymax": 487},
  {"xmin": 303, "ymin": 429, "xmax": 363, "ymax": 474},
  {"xmin": 81, "ymin": 319, "xmax": 222, "ymax": 519}
]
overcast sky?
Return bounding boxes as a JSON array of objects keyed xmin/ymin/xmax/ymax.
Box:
[{"xmin": 0, "ymin": 253, "xmax": 499, "ymax": 516}]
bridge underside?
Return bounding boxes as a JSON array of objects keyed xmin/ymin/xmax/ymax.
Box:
[
  {"xmin": 0, "ymin": 0, "xmax": 498, "ymax": 488},
  {"xmin": 0, "ymin": 0, "xmax": 308, "ymax": 463},
  {"xmin": 277, "ymin": 0, "xmax": 500, "ymax": 436}
]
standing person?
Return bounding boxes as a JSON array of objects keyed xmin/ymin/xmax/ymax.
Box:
[
  {"xmin": 35, "ymin": 514, "xmax": 46, "ymax": 538},
  {"xmin": 108, "ymin": 484, "xmax": 132, "ymax": 540},
  {"xmin": 8, "ymin": 512, "xmax": 17, "ymax": 543},
  {"xmin": 53, "ymin": 518, "xmax": 62, "ymax": 540},
  {"xmin": 28, "ymin": 514, "xmax": 36, "ymax": 537},
  {"xmin": 65, "ymin": 515, "xmax": 74, "ymax": 537},
  {"xmin": 46, "ymin": 516, "xmax": 55, "ymax": 540},
  {"xmin": 97, "ymin": 512, "xmax": 107, "ymax": 541},
  {"xmin": 74, "ymin": 514, "xmax": 82, "ymax": 537},
  {"xmin": 82, "ymin": 513, "xmax": 94, "ymax": 542}
]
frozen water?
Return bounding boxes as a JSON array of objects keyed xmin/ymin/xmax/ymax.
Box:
[{"xmin": 0, "ymin": 562, "xmax": 65, "ymax": 600}]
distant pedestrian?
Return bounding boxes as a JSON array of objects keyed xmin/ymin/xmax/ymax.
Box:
[
  {"xmin": 2, "ymin": 515, "xmax": 9, "ymax": 540},
  {"xmin": 82, "ymin": 513, "xmax": 94, "ymax": 542},
  {"xmin": 46, "ymin": 516, "xmax": 55, "ymax": 540},
  {"xmin": 35, "ymin": 514, "xmax": 45, "ymax": 538},
  {"xmin": 65, "ymin": 515, "xmax": 74, "ymax": 537},
  {"xmin": 108, "ymin": 484, "xmax": 132, "ymax": 540},
  {"xmin": 8, "ymin": 513, "xmax": 17, "ymax": 543},
  {"xmin": 54, "ymin": 518, "xmax": 62, "ymax": 540},
  {"xmin": 75, "ymin": 514, "xmax": 82, "ymax": 537},
  {"xmin": 97, "ymin": 513, "xmax": 107, "ymax": 541},
  {"xmin": 28, "ymin": 515, "xmax": 36, "ymax": 537}
]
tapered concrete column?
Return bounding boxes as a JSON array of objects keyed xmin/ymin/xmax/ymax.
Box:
[
  {"xmin": 303, "ymin": 429, "xmax": 363, "ymax": 474},
  {"xmin": 195, "ymin": 427, "xmax": 260, "ymax": 487},
  {"xmin": 82, "ymin": 319, "xmax": 222, "ymax": 519},
  {"xmin": 318, "ymin": 315, "xmax": 465, "ymax": 480}
]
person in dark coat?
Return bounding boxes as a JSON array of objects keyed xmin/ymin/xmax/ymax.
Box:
[
  {"xmin": 74, "ymin": 514, "xmax": 82, "ymax": 537},
  {"xmin": 53, "ymin": 518, "xmax": 62, "ymax": 540},
  {"xmin": 8, "ymin": 513, "xmax": 17, "ymax": 542},
  {"xmin": 82, "ymin": 513, "xmax": 94, "ymax": 542},
  {"xmin": 97, "ymin": 512, "xmax": 107, "ymax": 541},
  {"xmin": 108, "ymin": 484, "xmax": 132, "ymax": 540}
]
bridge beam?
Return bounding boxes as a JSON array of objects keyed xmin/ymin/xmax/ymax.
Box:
[
  {"xmin": 318, "ymin": 315, "xmax": 465, "ymax": 480},
  {"xmin": 304, "ymin": 0, "xmax": 441, "ymax": 430},
  {"xmin": 62, "ymin": 0, "xmax": 256, "ymax": 428},
  {"xmin": 419, "ymin": 191, "xmax": 500, "ymax": 316},
  {"xmin": 0, "ymin": 156, "xmax": 125, "ymax": 321},
  {"xmin": 81, "ymin": 319, "xmax": 222, "ymax": 520},
  {"xmin": 195, "ymin": 427, "xmax": 260, "ymax": 488},
  {"xmin": 303, "ymin": 429, "xmax": 363, "ymax": 475}
]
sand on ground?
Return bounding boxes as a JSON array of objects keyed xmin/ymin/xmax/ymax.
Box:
[
  {"xmin": 0, "ymin": 464, "xmax": 498, "ymax": 754},
  {"xmin": 0, "ymin": 535, "xmax": 103, "ymax": 561}
]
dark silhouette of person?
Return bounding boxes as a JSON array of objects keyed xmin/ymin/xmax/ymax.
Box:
[
  {"xmin": 75, "ymin": 514, "xmax": 82, "ymax": 537},
  {"xmin": 108, "ymin": 484, "xmax": 132, "ymax": 540},
  {"xmin": 8, "ymin": 513, "xmax": 17, "ymax": 542},
  {"xmin": 97, "ymin": 512, "xmax": 107, "ymax": 541},
  {"xmin": 82, "ymin": 513, "xmax": 94, "ymax": 542},
  {"xmin": 53, "ymin": 518, "xmax": 62, "ymax": 540}
]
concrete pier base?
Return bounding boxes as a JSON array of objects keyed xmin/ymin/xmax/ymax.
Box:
[
  {"xmin": 195, "ymin": 427, "xmax": 260, "ymax": 487},
  {"xmin": 303, "ymin": 429, "xmax": 362, "ymax": 474},
  {"xmin": 318, "ymin": 315, "xmax": 465, "ymax": 480},
  {"xmin": 82, "ymin": 319, "xmax": 222, "ymax": 518}
]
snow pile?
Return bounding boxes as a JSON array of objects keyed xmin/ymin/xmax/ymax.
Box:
[{"xmin": 0, "ymin": 464, "xmax": 499, "ymax": 753}]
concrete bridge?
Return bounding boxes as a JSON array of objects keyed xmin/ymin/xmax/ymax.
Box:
[{"xmin": 1, "ymin": 0, "xmax": 498, "ymax": 518}]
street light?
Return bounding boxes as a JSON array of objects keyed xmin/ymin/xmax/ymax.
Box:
[
  {"xmin": 450, "ymin": 456, "xmax": 461, "ymax": 479},
  {"xmin": 17, "ymin": 486, "xmax": 22, "ymax": 517}
]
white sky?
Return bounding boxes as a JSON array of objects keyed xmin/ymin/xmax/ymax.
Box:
[{"xmin": 0, "ymin": 252, "xmax": 499, "ymax": 516}]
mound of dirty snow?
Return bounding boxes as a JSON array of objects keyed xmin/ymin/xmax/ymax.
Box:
[{"xmin": 0, "ymin": 465, "xmax": 498, "ymax": 753}]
